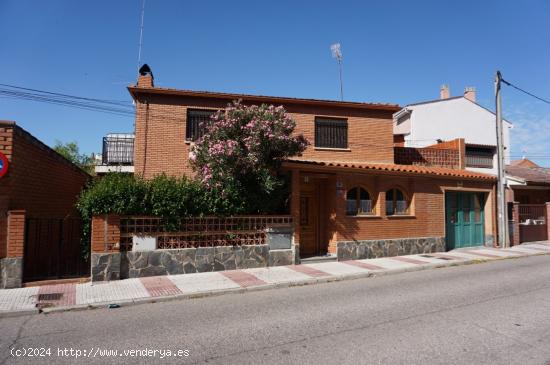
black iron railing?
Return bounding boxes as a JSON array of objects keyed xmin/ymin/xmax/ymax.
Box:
[{"xmin": 102, "ymin": 134, "xmax": 134, "ymax": 165}]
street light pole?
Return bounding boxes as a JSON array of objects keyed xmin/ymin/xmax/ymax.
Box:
[{"xmin": 495, "ymin": 71, "xmax": 509, "ymax": 248}]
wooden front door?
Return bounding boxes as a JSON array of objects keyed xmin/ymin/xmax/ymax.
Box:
[
  {"xmin": 445, "ymin": 192, "xmax": 485, "ymax": 250},
  {"xmin": 300, "ymin": 181, "xmax": 321, "ymax": 257}
]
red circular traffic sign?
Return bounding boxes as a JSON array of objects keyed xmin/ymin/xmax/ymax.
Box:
[{"xmin": 0, "ymin": 152, "xmax": 9, "ymax": 178}]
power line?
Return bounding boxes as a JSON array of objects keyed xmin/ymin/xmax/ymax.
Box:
[
  {"xmin": 501, "ymin": 78, "xmax": 550, "ymax": 106},
  {"xmin": 0, "ymin": 83, "xmax": 134, "ymax": 117},
  {"xmin": 0, "ymin": 83, "xmax": 132, "ymax": 106}
]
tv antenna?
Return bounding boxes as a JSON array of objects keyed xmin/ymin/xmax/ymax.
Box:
[
  {"xmin": 137, "ymin": 0, "xmax": 146, "ymax": 70},
  {"xmin": 330, "ymin": 43, "xmax": 344, "ymax": 101}
]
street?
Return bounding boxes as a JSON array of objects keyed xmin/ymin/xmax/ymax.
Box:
[{"xmin": 1, "ymin": 255, "xmax": 550, "ymax": 364}]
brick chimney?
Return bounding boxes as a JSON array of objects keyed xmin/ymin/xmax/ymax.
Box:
[
  {"xmin": 440, "ymin": 84, "xmax": 450, "ymax": 99},
  {"xmin": 464, "ymin": 87, "xmax": 476, "ymax": 102},
  {"xmin": 137, "ymin": 64, "xmax": 154, "ymax": 88}
]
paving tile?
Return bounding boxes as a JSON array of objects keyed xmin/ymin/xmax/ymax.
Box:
[
  {"xmin": 526, "ymin": 243, "xmax": 550, "ymax": 251},
  {"xmin": 288, "ymin": 264, "xmax": 331, "ymax": 277},
  {"xmin": 367, "ymin": 258, "xmax": 418, "ymax": 270},
  {"xmin": 408, "ymin": 254, "xmax": 456, "ymax": 263},
  {"xmin": 37, "ymin": 283, "xmax": 76, "ymax": 307},
  {"xmin": 222, "ymin": 270, "xmax": 267, "ymax": 288},
  {"xmin": 169, "ymin": 272, "xmax": 240, "ymax": 294},
  {"xmin": 243, "ymin": 267, "xmax": 311, "ymax": 284},
  {"xmin": 445, "ymin": 250, "xmax": 495, "ymax": 260},
  {"xmin": 461, "ymin": 249, "xmax": 503, "ymax": 258},
  {"xmin": 343, "ymin": 260, "xmax": 384, "ymax": 270},
  {"xmin": 140, "ymin": 276, "xmax": 182, "ymax": 297},
  {"xmin": 389, "ymin": 256, "xmax": 431, "ymax": 265},
  {"xmin": 432, "ymin": 253, "xmax": 467, "ymax": 261},
  {"xmin": 513, "ymin": 245, "xmax": 550, "ymax": 253},
  {"xmin": 0, "ymin": 287, "xmax": 39, "ymax": 311},
  {"xmin": 306, "ymin": 262, "xmax": 369, "ymax": 276},
  {"xmin": 76, "ymin": 279, "xmax": 149, "ymax": 305}
]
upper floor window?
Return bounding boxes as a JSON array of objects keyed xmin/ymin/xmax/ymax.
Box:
[
  {"xmin": 386, "ymin": 188, "xmax": 409, "ymax": 215},
  {"xmin": 315, "ymin": 117, "xmax": 348, "ymax": 149},
  {"xmin": 186, "ymin": 109, "xmax": 215, "ymax": 142},
  {"xmin": 346, "ymin": 187, "xmax": 373, "ymax": 215},
  {"xmin": 465, "ymin": 145, "xmax": 495, "ymax": 168}
]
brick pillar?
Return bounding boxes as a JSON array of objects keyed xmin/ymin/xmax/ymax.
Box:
[
  {"xmin": 511, "ymin": 202, "xmax": 520, "ymax": 246},
  {"xmin": 90, "ymin": 215, "xmax": 121, "ymax": 282},
  {"xmin": 457, "ymin": 138, "xmax": 466, "ymax": 169},
  {"xmin": 290, "ymin": 169, "xmax": 301, "ymax": 262},
  {"xmin": 91, "ymin": 214, "xmax": 121, "ymax": 253},
  {"xmin": 546, "ymin": 203, "xmax": 550, "ymax": 241},
  {"xmin": 1, "ymin": 210, "xmax": 25, "ymax": 288}
]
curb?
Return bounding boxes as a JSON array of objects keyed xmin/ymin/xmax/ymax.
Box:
[{"xmin": 2, "ymin": 248, "xmax": 549, "ymax": 318}]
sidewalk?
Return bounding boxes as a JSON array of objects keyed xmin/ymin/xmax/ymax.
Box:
[{"xmin": 2, "ymin": 241, "xmax": 550, "ymax": 317}]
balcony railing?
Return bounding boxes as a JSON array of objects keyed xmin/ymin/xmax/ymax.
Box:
[
  {"xmin": 102, "ymin": 134, "xmax": 134, "ymax": 165},
  {"xmin": 394, "ymin": 147, "xmax": 460, "ymax": 169}
]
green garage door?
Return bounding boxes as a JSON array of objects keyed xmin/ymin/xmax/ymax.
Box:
[{"xmin": 445, "ymin": 192, "xmax": 485, "ymax": 250}]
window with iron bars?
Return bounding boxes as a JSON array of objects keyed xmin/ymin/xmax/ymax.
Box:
[
  {"xmin": 465, "ymin": 146, "xmax": 495, "ymax": 168},
  {"xmin": 185, "ymin": 109, "xmax": 215, "ymax": 142},
  {"xmin": 314, "ymin": 117, "xmax": 348, "ymax": 149}
]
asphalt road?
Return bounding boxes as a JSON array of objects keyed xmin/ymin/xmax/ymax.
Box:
[{"xmin": 1, "ymin": 255, "xmax": 550, "ymax": 365}]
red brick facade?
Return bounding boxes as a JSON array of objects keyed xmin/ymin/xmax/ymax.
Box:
[
  {"xmin": 91, "ymin": 215, "xmax": 121, "ymax": 253},
  {"xmin": 127, "ymin": 75, "xmax": 497, "ymax": 257},
  {"xmin": 0, "ymin": 121, "xmax": 90, "ymax": 259}
]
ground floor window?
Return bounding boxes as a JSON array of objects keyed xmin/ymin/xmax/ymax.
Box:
[
  {"xmin": 346, "ymin": 187, "xmax": 373, "ymax": 215},
  {"xmin": 386, "ymin": 188, "xmax": 408, "ymax": 215}
]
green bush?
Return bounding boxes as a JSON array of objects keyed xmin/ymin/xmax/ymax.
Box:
[{"xmin": 76, "ymin": 173, "xmax": 245, "ymax": 258}]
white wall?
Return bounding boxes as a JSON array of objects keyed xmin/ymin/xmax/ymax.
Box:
[{"xmin": 397, "ymin": 97, "xmax": 512, "ymax": 175}]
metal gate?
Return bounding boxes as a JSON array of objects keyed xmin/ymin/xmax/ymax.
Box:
[
  {"xmin": 24, "ymin": 218, "xmax": 89, "ymax": 282},
  {"xmin": 518, "ymin": 204, "xmax": 548, "ymax": 243},
  {"xmin": 445, "ymin": 192, "xmax": 485, "ymax": 250}
]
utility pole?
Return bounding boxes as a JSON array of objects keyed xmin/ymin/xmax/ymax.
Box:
[{"xmin": 495, "ymin": 71, "xmax": 509, "ymax": 248}]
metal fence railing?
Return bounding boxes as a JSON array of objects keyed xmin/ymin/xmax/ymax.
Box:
[
  {"xmin": 518, "ymin": 204, "xmax": 546, "ymax": 225},
  {"xmin": 119, "ymin": 215, "xmax": 293, "ymax": 251},
  {"xmin": 102, "ymin": 134, "xmax": 134, "ymax": 165}
]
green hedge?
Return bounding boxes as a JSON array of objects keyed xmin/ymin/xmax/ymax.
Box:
[{"xmin": 76, "ymin": 173, "xmax": 244, "ymax": 258}]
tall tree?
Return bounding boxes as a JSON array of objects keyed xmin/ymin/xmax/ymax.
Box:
[{"xmin": 53, "ymin": 140, "xmax": 95, "ymax": 174}]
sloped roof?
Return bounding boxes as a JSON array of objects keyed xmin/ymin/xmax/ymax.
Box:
[
  {"xmin": 506, "ymin": 165, "xmax": 550, "ymax": 185},
  {"xmin": 400, "ymin": 96, "xmax": 512, "ymax": 125},
  {"xmin": 128, "ymin": 86, "xmax": 401, "ymax": 112},
  {"xmin": 284, "ymin": 159, "xmax": 496, "ymax": 180},
  {"xmin": 509, "ymin": 158, "xmax": 539, "ymax": 168}
]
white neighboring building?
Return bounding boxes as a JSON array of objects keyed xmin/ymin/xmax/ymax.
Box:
[{"xmin": 393, "ymin": 86, "xmax": 512, "ymax": 176}]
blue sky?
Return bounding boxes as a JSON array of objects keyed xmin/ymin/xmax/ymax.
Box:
[{"xmin": 1, "ymin": 0, "xmax": 549, "ymax": 164}]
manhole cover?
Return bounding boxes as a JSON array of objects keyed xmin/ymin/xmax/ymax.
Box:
[{"xmin": 38, "ymin": 293, "xmax": 63, "ymax": 301}]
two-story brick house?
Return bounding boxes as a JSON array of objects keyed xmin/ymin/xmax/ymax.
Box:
[{"xmin": 122, "ymin": 68, "xmax": 497, "ymax": 261}]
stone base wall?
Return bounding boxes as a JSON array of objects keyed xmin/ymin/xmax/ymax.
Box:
[
  {"xmin": 0, "ymin": 257, "xmax": 23, "ymax": 289},
  {"xmin": 337, "ymin": 237, "xmax": 445, "ymax": 261},
  {"xmin": 91, "ymin": 253, "xmax": 121, "ymax": 282},
  {"xmin": 92, "ymin": 244, "xmax": 297, "ymax": 281}
]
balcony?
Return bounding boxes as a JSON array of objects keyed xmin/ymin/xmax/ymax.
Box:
[
  {"xmin": 394, "ymin": 147, "xmax": 460, "ymax": 169},
  {"xmin": 95, "ymin": 133, "xmax": 134, "ymax": 174}
]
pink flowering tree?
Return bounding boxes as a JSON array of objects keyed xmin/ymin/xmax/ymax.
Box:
[{"xmin": 190, "ymin": 101, "xmax": 308, "ymax": 214}]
